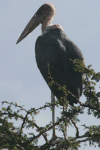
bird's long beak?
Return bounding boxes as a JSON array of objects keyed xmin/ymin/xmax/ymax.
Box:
[{"xmin": 16, "ymin": 14, "xmax": 40, "ymax": 44}]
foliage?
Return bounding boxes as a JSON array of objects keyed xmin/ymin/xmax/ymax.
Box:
[{"xmin": 0, "ymin": 60, "xmax": 100, "ymax": 150}]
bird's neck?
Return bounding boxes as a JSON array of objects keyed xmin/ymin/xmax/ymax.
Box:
[
  {"xmin": 42, "ymin": 17, "xmax": 53, "ymax": 32},
  {"xmin": 42, "ymin": 24, "xmax": 64, "ymax": 35}
]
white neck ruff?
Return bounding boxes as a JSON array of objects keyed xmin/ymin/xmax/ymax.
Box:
[{"xmin": 42, "ymin": 24, "xmax": 64, "ymax": 35}]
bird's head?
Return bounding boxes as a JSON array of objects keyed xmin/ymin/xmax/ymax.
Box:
[{"xmin": 16, "ymin": 3, "xmax": 56, "ymax": 44}]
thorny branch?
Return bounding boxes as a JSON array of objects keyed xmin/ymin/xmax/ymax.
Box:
[{"xmin": 1, "ymin": 61, "xmax": 100, "ymax": 149}]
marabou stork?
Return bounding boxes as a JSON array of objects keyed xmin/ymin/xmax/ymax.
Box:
[{"xmin": 16, "ymin": 3, "xmax": 84, "ymax": 140}]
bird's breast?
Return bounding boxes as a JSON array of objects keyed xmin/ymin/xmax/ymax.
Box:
[{"xmin": 35, "ymin": 35, "xmax": 59, "ymax": 65}]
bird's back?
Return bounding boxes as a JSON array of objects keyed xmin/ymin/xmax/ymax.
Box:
[{"xmin": 35, "ymin": 27, "xmax": 84, "ymax": 105}]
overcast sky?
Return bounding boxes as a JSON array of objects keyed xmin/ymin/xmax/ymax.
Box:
[{"xmin": 0, "ymin": 0, "xmax": 100, "ymax": 149}]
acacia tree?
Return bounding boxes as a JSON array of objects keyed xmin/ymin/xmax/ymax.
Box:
[{"xmin": 0, "ymin": 60, "xmax": 100, "ymax": 150}]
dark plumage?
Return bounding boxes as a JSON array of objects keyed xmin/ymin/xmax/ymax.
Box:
[{"xmin": 35, "ymin": 27, "xmax": 84, "ymax": 105}]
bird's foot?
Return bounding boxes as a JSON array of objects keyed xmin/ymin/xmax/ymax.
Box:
[{"xmin": 50, "ymin": 135, "xmax": 63, "ymax": 144}]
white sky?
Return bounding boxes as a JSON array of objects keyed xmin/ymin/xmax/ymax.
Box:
[{"xmin": 0, "ymin": 1, "xmax": 100, "ymax": 149}]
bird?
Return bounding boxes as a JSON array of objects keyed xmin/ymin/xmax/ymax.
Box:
[{"xmin": 16, "ymin": 3, "xmax": 84, "ymax": 140}]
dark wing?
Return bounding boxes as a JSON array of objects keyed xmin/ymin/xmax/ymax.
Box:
[
  {"xmin": 35, "ymin": 28, "xmax": 84, "ymax": 105},
  {"xmin": 64, "ymin": 34, "xmax": 84, "ymax": 99}
]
